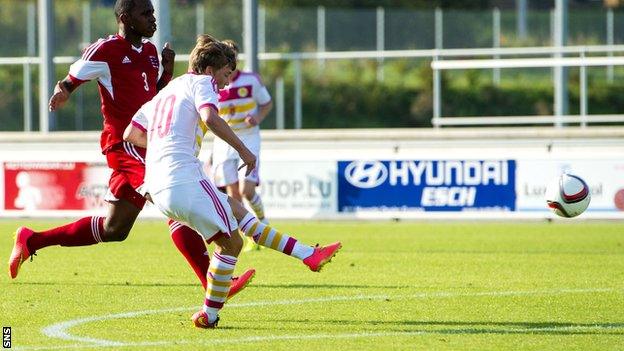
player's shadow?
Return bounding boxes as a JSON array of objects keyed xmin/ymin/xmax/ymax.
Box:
[
  {"xmin": 10, "ymin": 281, "xmax": 410, "ymax": 289},
  {"xmin": 250, "ymin": 283, "xmax": 412, "ymax": 289},
  {"xmin": 11, "ymin": 281, "xmax": 201, "ymax": 288},
  {"xmin": 268, "ymin": 319, "xmax": 624, "ymax": 336}
]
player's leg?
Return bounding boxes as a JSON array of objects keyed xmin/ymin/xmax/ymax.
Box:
[
  {"xmin": 151, "ymin": 179, "xmax": 243, "ymax": 328},
  {"xmin": 239, "ymin": 133, "xmax": 265, "ymax": 222},
  {"xmin": 239, "ymin": 181, "xmax": 263, "ymax": 252},
  {"xmin": 100, "ymin": 197, "xmax": 142, "ymax": 242},
  {"xmin": 225, "ymin": 182, "xmax": 242, "ymax": 201},
  {"xmin": 8, "ymin": 197, "xmax": 141, "ymax": 279},
  {"xmin": 168, "ymin": 220, "xmax": 255, "ymax": 298},
  {"xmin": 193, "ymin": 231, "xmax": 243, "ymax": 328},
  {"xmin": 8, "ymin": 215, "xmax": 106, "ymax": 278},
  {"xmin": 241, "ymin": 180, "xmax": 266, "ymax": 222},
  {"xmin": 212, "ymin": 157, "xmax": 258, "ymax": 251},
  {"xmin": 100, "ymin": 142, "xmax": 147, "ymax": 242},
  {"xmin": 8, "ymin": 144, "xmax": 145, "ymax": 278},
  {"xmin": 168, "ymin": 220, "xmax": 210, "ymax": 289},
  {"xmin": 228, "ymin": 197, "xmax": 342, "ymax": 272}
]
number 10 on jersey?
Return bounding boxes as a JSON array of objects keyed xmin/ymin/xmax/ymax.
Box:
[{"xmin": 150, "ymin": 95, "xmax": 176, "ymax": 140}]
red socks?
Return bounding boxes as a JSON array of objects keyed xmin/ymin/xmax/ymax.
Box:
[
  {"xmin": 27, "ymin": 216, "xmax": 104, "ymax": 252},
  {"xmin": 168, "ymin": 220, "xmax": 210, "ymax": 290}
]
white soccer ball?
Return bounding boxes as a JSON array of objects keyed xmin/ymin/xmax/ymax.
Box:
[{"xmin": 545, "ymin": 173, "xmax": 591, "ymax": 218}]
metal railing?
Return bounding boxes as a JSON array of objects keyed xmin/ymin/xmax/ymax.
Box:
[
  {"xmin": 3, "ymin": 45, "xmax": 624, "ymax": 131},
  {"xmin": 431, "ymin": 51, "xmax": 624, "ymax": 128}
]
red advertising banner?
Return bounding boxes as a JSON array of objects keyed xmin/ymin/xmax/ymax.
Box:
[{"xmin": 4, "ymin": 162, "xmax": 111, "ymax": 211}]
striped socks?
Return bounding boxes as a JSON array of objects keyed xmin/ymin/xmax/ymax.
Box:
[
  {"xmin": 238, "ymin": 213, "xmax": 313, "ymax": 260},
  {"xmin": 246, "ymin": 193, "xmax": 266, "ymax": 221},
  {"xmin": 203, "ymin": 252, "xmax": 237, "ymax": 323}
]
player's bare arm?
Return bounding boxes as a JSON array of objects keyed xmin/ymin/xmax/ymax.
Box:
[
  {"xmin": 123, "ymin": 123, "xmax": 147, "ymax": 148},
  {"xmin": 48, "ymin": 78, "xmax": 79, "ymax": 112},
  {"xmin": 246, "ymin": 100, "xmax": 273, "ymax": 126},
  {"xmin": 157, "ymin": 42, "xmax": 175, "ymax": 91},
  {"xmin": 201, "ymin": 106, "xmax": 256, "ymax": 175}
]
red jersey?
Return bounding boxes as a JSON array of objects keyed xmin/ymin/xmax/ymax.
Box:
[{"xmin": 68, "ymin": 34, "xmax": 160, "ymax": 153}]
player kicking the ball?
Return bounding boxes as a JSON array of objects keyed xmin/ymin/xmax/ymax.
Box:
[
  {"xmin": 123, "ymin": 38, "xmax": 341, "ymax": 328},
  {"xmin": 8, "ymin": 0, "xmax": 254, "ymax": 299},
  {"xmin": 212, "ymin": 39, "xmax": 273, "ymax": 252}
]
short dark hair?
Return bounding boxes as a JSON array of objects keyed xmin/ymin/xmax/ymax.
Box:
[
  {"xmin": 114, "ymin": 0, "xmax": 137, "ymax": 21},
  {"xmin": 221, "ymin": 40, "xmax": 238, "ymax": 70},
  {"xmin": 222, "ymin": 39, "xmax": 240, "ymax": 55}
]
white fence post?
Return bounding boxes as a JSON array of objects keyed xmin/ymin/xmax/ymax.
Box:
[
  {"xmin": 294, "ymin": 59, "xmax": 302, "ymax": 129},
  {"xmin": 196, "ymin": 2, "xmax": 204, "ymax": 37},
  {"xmin": 376, "ymin": 6, "xmax": 385, "ymax": 82},
  {"xmin": 258, "ymin": 5, "xmax": 265, "ymax": 53},
  {"xmin": 580, "ymin": 51, "xmax": 587, "ymax": 127},
  {"xmin": 433, "ymin": 56, "xmax": 441, "ymax": 128},
  {"xmin": 38, "ymin": 0, "xmax": 55, "ymax": 132},
  {"xmin": 607, "ymin": 8, "xmax": 614, "ymax": 83},
  {"xmin": 493, "ymin": 7, "xmax": 501, "ymax": 85},
  {"xmin": 317, "ymin": 6, "xmax": 325, "ymax": 68},
  {"xmin": 24, "ymin": 2, "xmax": 36, "ymax": 132},
  {"xmin": 276, "ymin": 77, "xmax": 284, "ymax": 129},
  {"xmin": 435, "ymin": 8, "xmax": 443, "ymax": 50}
]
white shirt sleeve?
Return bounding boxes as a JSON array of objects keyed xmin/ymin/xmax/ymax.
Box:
[
  {"xmin": 68, "ymin": 59, "xmax": 110, "ymax": 82},
  {"xmin": 131, "ymin": 107, "xmax": 149, "ymax": 133},
  {"xmin": 253, "ymin": 75, "xmax": 272, "ymax": 106},
  {"xmin": 194, "ymin": 77, "xmax": 219, "ymax": 113}
]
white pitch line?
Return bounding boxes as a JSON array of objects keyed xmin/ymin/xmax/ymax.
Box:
[{"xmin": 21, "ymin": 287, "xmax": 622, "ymax": 351}]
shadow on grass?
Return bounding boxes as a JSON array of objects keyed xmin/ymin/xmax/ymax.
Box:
[
  {"xmin": 10, "ymin": 281, "xmax": 404, "ymax": 289},
  {"xmin": 263, "ymin": 319, "xmax": 624, "ymax": 336}
]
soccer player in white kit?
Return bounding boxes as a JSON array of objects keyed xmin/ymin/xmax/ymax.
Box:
[
  {"xmin": 212, "ymin": 40, "xmax": 273, "ymax": 251},
  {"xmin": 124, "ymin": 38, "xmax": 341, "ymax": 329}
]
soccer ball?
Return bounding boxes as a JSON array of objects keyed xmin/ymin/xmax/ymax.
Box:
[{"xmin": 545, "ymin": 173, "xmax": 591, "ymax": 218}]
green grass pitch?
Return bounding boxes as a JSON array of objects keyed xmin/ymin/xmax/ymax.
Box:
[{"xmin": 2, "ymin": 219, "xmax": 624, "ymax": 350}]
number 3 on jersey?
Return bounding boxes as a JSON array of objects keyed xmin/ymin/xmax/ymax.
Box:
[
  {"xmin": 150, "ymin": 95, "xmax": 176, "ymax": 141},
  {"xmin": 141, "ymin": 72, "xmax": 149, "ymax": 91}
]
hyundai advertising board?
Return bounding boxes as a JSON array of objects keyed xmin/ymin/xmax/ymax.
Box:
[{"xmin": 337, "ymin": 160, "xmax": 516, "ymax": 212}]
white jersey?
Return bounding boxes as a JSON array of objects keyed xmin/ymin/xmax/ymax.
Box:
[
  {"xmin": 217, "ymin": 71, "xmax": 271, "ymax": 134},
  {"xmin": 131, "ymin": 73, "xmax": 218, "ymax": 194}
]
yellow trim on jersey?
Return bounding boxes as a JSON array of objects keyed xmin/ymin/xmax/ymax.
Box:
[
  {"xmin": 218, "ymin": 101, "xmax": 256, "ymax": 116},
  {"xmin": 227, "ymin": 117, "xmax": 247, "ymax": 124},
  {"xmin": 198, "ymin": 119, "xmax": 209, "ymax": 134}
]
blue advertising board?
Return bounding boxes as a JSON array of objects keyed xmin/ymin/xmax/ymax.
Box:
[{"xmin": 337, "ymin": 160, "xmax": 516, "ymax": 212}]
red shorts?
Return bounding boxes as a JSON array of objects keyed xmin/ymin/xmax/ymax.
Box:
[{"xmin": 104, "ymin": 142, "xmax": 147, "ymax": 209}]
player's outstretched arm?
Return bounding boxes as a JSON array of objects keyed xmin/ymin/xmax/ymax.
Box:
[
  {"xmin": 201, "ymin": 106, "xmax": 256, "ymax": 176},
  {"xmin": 48, "ymin": 78, "xmax": 77, "ymax": 111}
]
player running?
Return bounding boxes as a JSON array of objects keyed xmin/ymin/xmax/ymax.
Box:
[
  {"xmin": 123, "ymin": 38, "xmax": 342, "ymax": 328},
  {"xmin": 212, "ymin": 40, "xmax": 273, "ymax": 251},
  {"xmin": 8, "ymin": 0, "xmax": 254, "ymax": 298}
]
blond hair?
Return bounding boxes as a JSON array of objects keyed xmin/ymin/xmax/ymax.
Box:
[{"xmin": 188, "ymin": 39, "xmax": 230, "ymax": 74}]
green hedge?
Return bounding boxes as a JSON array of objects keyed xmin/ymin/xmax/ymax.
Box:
[{"xmin": 3, "ymin": 67, "xmax": 624, "ymax": 131}]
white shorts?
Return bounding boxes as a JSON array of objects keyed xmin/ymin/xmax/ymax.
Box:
[
  {"xmin": 211, "ymin": 132, "xmax": 261, "ymax": 187},
  {"xmin": 151, "ymin": 179, "xmax": 238, "ymax": 241}
]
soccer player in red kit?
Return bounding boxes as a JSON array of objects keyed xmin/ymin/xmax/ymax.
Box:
[{"xmin": 8, "ymin": 0, "xmax": 254, "ymax": 297}]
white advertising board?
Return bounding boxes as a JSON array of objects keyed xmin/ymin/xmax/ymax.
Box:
[
  {"xmin": 257, "ymin": 160, "xmax": 337, "ymax": 219},
  {"xmin": 516, "ymin": 158, "xmax": 624, "ymax": 217}
]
